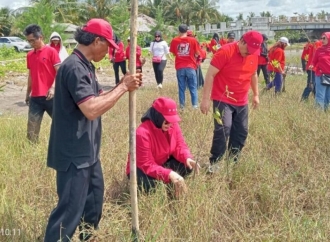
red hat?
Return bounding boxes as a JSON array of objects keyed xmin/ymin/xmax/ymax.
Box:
[
  {"xmin": 242, "ymin": 31, "xmax": 263, "ymax": 55},
  {"xmin": 152, "ymin": 97, "xmax": 181, "ymax": 123},
  {"xmin": 82, "ymin": 18, "xmax": 118, "ymax": 49},
  {"xmin": 187, "ymin": 30, "xmax": 193, "ymax": 37}
]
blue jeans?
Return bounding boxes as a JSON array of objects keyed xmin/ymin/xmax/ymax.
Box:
[
  {"xmin": 301, "ymin": 70, "xmax": 315, "ymax": 100},
  {"xmin": 315, "ymin": 75, "xmax": 330, "ymax": 110},
  {"xmin": 176, "ymin": 68, "xmax": 198, "ymax": 108},
  {"xmin": 267, "ymin": 72, "xmax": 282, "ymax": 93}
]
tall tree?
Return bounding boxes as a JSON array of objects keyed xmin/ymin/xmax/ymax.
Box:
[
  {"xmin": 190, "ymin": 0, "xmax": 221, "ymax": 25},
  {"xmin": 0, "ymin": 7, "xmax": 12, "ymax": 36},
  {"xmin": 236, "ymin": 13, "xmax": 243, "ymax": 21},
  {"xmin": 14, "ymin": 0, "xmax": 65, "ymax": 39}
]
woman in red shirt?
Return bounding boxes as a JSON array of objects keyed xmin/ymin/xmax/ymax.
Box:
[
  {"xmin": 265, "ymin": 37, "xmax": 290, "ymax": 94},
  {"xmin": 311, "ymin": 32, "xmax": 330, "ymax": 110},
  {"xmin": 125, "ymin": 36, "xmax": 142, "ymax": 72},
  {"xmin": 126, "ymin": 97, "xmax": 199, "ymax": 197}
]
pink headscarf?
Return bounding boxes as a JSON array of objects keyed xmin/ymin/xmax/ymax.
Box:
[{"xmin": 320, "ymin": 32, "xmax": 330, "ymax": 52}]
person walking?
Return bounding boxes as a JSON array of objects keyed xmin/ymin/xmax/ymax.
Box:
[
  {"xmin": 109, "ymin": 34, "xmax": 127, "ymax": 85},
  {"xmin": 301, "ymin": 41, "xmax": 310, "ymax": 72},
  {"xmin": 125, "ymin": 36, "xmax": 142, "ymax": 72},
  {"xmin": 311, "ymin": 32, "xmax": 330, "ymax": 110},
  {"xmin": 200, "ymin": 30, "xmax": 263, "ymax": 172},
  {"xmin": 169, "ymin": 24, "xmax": 201, "ymax": 109},
  {"xmin": 301, "ymin": 39, "xmax": 321, "ymax": 101},
  {"xmin": 44, "ymin": 18, "xmax": 142, "ymax": 242},
  {"xmin": 126, "ymin": 97, "xmax": 199, "ymax": 197},
  {"xmin": 265, "ymin": 37, "xmax": 290, "ymax": 94},
  {"xmin": 149, "ymin": 30, "xmax": 171, "ymax": 89},
  {"xmin": 257, "ymin": 34, "xmax": 270, "ymax": 85},
  {"xmin": 24, "ymin": 24, "xmax": 61, "ymax": 143},
  {"xmin": 48, "ymin": 31, "xmax": 69, "ymax": 62}
]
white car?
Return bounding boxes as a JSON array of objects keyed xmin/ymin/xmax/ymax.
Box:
[{"xmin": 0, "ymin": 36, "xmax": 32, "ymax": 52}]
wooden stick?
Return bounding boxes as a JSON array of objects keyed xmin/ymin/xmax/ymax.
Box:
[{"xmin": 128, "ymin": 0, "xmax": 139, "ymax": 241}]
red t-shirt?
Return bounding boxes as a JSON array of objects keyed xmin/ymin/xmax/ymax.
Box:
[
  {"xmin": 301, "ymin": 42, "xmax": 309, "ymax": 60},
  {"xmin": 258, "ymin": 55, "xmax": 268, "ymax": 65},
  {"xmin": 210, "ymin": 43, "xmax": 258, "ymax": 106},
  {"xmin": 267, "ymin": 47, "xmax": 285, "ymax": 73},
  {"xmin": 306, "ymin": 42, "xmax": 322, "ymax": 71},
  {"xmin": 170, "ymin": 36, "xmax": 200, "ymax": 70},
  {"xmin": 125, "ymin": 45, "xmax": 142, "ymax": 67},
  {"xmin": 109, "ymin": 41, "xmax": 126, "ymax": 62},
  {"xmin": 27, "ymin": 45, "xmax": 61, "ymax": 97},
  {"xmin": 50, "ymin": 43, "xmax": 60, "ymax": 54}
]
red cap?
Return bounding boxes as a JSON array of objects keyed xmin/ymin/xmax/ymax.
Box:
[
  {"xmin": 82, "ymin": 18, "xmax": 118, "ymax": 49},
  {"xmin": 152, "ymin": 97, "xmax": 181, "ymax": 123},
  {"xmin": 242, "ymin": 31, "xmax": 263, "ymax": 55},
  {"xmin": 187, "ymin": 30, "xmax": 193, "ymax": 37}
]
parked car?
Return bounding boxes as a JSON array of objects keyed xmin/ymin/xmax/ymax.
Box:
[{"xmin": 0, "ymin": 36, "xmax": 32, "ymax": 52}]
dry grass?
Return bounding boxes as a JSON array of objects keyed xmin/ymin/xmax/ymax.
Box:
[{"xmin": 1, "ymin": 59, "xmax": 330, "ymax": 241}]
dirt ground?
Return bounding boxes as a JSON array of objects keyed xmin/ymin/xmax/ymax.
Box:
[{"xmin": 0, "ymin": 58, "xmax": 190, "ymax": 116}]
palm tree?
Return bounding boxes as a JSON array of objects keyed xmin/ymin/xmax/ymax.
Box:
[
  {"xmin": 278, "ymin": 15, "xmax": 287, "ymax": 22},
  {"xmin": 190, "ymin": 0, "xmax": 221, "ymax": 25},
  {"xmin": 162, "ymin": 0, "xmax": 189, "ymax": 25},
  {"xmin": 317, "ymin": 10, "xmax": 328, "ymax": 20},
  {"xmin": 0, "ymin": 7, "xmax": 12, "ymax": 36},
  {"xmin": 138, "ymin": 0, "xmax": 161, "ymax": 18},
  {"xmin": 236, "ymin": 13, "xmax": 243, "ymax": 21}
]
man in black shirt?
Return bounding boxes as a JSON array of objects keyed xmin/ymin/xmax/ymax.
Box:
[{"xmin": 44, "ymin": 18, "xmax": 142, "ymax": 242}]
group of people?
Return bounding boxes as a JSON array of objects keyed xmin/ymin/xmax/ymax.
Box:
[
  {"xmin": 22, "ymin": 15, "xmax": 330, "ymax": 241},
  {"xmin": 300, "ymin": 36, "xmax": 330, "ymax": 111}
]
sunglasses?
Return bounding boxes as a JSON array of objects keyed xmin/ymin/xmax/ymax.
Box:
[
  {"xmin": 164, "ymin": 120, "xmax": 171, "ymax": 125},
  {"xmin": 321, "ymin": 37, "xmax": 326, "ymax": 40},
  {"xmin": 155, "ymin": 36, "xmax": 160, "ymax": 38}
]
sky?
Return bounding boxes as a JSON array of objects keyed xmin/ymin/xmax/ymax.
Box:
[{"xmin": 0, "ymin": 0, "xmax": 329, "ymax": 19}]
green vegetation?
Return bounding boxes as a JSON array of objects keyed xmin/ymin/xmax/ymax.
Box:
[{"xmin": 0, "ymin": 51, "xmax": 330, "ymax": 240}]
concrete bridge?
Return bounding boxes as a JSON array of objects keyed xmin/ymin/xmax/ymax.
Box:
[{"xmin": 192, "ymin": 16, "xmax": 330, "ymax": 40}]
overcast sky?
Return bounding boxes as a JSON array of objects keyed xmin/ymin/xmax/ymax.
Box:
[{"xmin": 0, "ymin": 0, "xmax": 329, "ymax": 19}]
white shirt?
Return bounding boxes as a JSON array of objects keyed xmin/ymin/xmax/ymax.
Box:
[{"xmin": 149, "ymin": 40, "xmax": 169, "ymax": 60}]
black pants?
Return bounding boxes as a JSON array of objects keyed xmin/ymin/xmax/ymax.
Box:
[
  {"xmin": 44, "ymin": 161, "xmax": 104, "ymax": 242},
  {"xmin": 113, "ymin": 61, "xmax": 127, "ymax": 84},
  {"xmin": 210, "ymin": 101, "xmax": 248, "ymax": 163},
  {"xmin": 128, "ymin": 157, "xmax": 192, "ymax": 193},
  {"xmin": 152, "ymin": 60, "xmax": 167, "ymax": 84},
  {"xmin": 27, "ymin": 96, "xmax": 53, "ymax": 142},
  {"xmin": 257, "ymin": 64, "xmax": 269, "ymax": 85},
  {"xmin": 196, "ymin": 65, "xmax": 204, "ymax": 89}
]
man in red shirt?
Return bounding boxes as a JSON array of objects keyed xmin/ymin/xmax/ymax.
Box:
[
  {"xmin": 200, "ymin": 30, "xmax": 263, "ymax": 172},
  {"xmin": 24, "ymin": 24, "xmax": 61, "ymax": 143},
  {"xmin": 170, "ymin": 24, "xmax": 200, "ymax": 109}
]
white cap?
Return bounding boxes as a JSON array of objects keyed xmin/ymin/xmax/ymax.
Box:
[
  {"xmin": 127, "ymin": 36, "xmax": 130, "ymax": 40},
  {"xmin": 279, "ymin": 37, "xmax": 290, "ymax": 46}
]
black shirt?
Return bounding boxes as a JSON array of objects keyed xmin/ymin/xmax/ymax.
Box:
[{"xmin": 47, "ymin": 49, "xmax": 103, "ymax": 171}]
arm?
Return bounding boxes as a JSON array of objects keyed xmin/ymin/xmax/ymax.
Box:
[
  {"xmin": 251, "ymin": 72, "xmax": 259, "ymax": 109},
  {"xmin": 200, "ymin": 65, "xmax": 219, "ymax": 114},
  {"xmin": 78, "ymin": 73, "xmax": 142, "ymax": 120},
  {"xmin": 46, "ymin": 64, "xmax": 60, "ymax": 100}
]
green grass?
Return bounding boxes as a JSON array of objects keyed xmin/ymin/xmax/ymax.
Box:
[{"xmin": 1, "ymin": 70, "xmax": 330, "ymax": 241}]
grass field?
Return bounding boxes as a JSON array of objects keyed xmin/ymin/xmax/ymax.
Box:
[{"xmin": 1, "ymin": 66, "xmax": 330, "ymax": 241}]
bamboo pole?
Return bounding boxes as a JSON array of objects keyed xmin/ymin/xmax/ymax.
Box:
[{"xmin": 128, "ymin": 0, "xmax": 139, "ymax": 241}]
